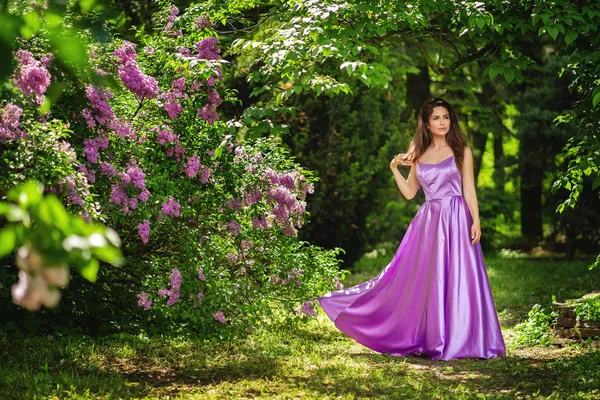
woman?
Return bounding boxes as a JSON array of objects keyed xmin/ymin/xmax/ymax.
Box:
[{"xmin": 318, "ymin": 97, "xmax": 506, "ymax": 360}]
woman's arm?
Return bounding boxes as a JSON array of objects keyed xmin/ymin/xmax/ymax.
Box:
[
  {"xmin": 461, "ymin": 147, "xmax": 481, "ymax": 245},
  {"xmin": 390, "ymin": 154, "xmax": 421, "ymax": 200}
]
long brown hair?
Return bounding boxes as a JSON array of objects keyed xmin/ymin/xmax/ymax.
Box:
[{"xmin": 406, "ymin": 97, "xmax": 467, "ymax": 173}]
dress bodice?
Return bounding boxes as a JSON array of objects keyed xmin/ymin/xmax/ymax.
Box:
[{"xmin": 417, "ymin": 155, "xmax": 463, "ymax": 201}]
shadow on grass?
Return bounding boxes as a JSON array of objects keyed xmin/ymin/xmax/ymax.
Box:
[{"xmin": 2, "ymin": 328, "xmax": 600, "ymax": 399}]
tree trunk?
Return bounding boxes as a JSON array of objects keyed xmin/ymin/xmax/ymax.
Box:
[
  {"xmin": 403, "ymin": 61, "xmax": 431, "ymax": 122},
  {"xmin": 520, "ymin": 150, "xmax": 543, "ymax": 243}
]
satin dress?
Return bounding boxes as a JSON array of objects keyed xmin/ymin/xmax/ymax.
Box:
[{"xmin": 318, "ymin": 155, "xmax": 506, "ymax": 360}]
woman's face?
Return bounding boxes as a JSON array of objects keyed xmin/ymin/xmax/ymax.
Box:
[{"xmin": 427, "ymin": 106, "xmax": 450, "ymax": 137}]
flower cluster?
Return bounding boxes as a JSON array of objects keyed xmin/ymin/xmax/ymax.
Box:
[
  {"xmin": 59, "ymin": 175, "xmax": 86, "ymax": 207},
  {"xmin": 196, "ymin": 37, "xmax": 221, "ymax": 60},
  {"xmin": 160, "ymin": 78, "xmax": 188, "ymax": 119},
  {"xmin": 12, "ymin": 50, "xmax": 51, "ymax": 104},
  {"xmin": 160, "ymin": 196, "xmax": 181, "ymax": 219},
  {"xmin": 137, "ymin": 292, "xmax": 152, "ymax": 310},
  {"xmin": 0, "ymin": 103, "xmax": 24, "ymax": 143},
  {"xmin": 164, "ymin": 5, "xmax": 182, "ymax": 36},
  {"xmin": 300, "ymin": 300, "xmax": 317, "ymax": 318},
  {"xmin": 195, "ymin": 15, "xmax": 215, "ymax": 29},
  {"xmin": 82, "ymin": 85, "xmax": 115, "ymax": 128},
  {"xmin": 153, "ymin": 124, "xmax": 185, "ymax": 160},
  {"xmin": 138, "ymin": 219, "xmax": 150, "ymax": 243},
  {"xmin": 158, "ymin": 268, "xmax": 182, "ymax": 306},
  {"xmin": 198, "ymin": 88, "xmax": 222, "ymax": 125},
  {"xmin": 114, "ymin": 41, "xmax": 159, "ymax": 100},
  {"xmin": 11, "ymin": 247, "xmax": 69, "ymax": 311},
  {"xmin": 213, "ymin": 311, "xmax": 226, "ymax": 323},
  {"xmin": 108, "ymin": 159, "xmax": 150, "ymax": 214},
  {"xmin": 83, "ymin": 136, "xmax": 109, "ymax": 164}
]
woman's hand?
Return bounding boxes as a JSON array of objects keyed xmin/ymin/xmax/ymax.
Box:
[
  {"xmin": 471, "ymin": 220, "xmax": 481, "ymax": 245},
  {"xmin": 390, "ymin": 153, "xmax": 411, "ymax": 169}
]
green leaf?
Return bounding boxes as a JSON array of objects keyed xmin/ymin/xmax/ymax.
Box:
[
  {"xmin": 0, "ymin": 228, "xmax": 17, "ymax": 257},
  {"xmin": 80, "ymin": 258, "xmax": 99, "ymax": 283},
  {"xmin": 468, "ymin": 15, "xmax": 476, "ymax": 28},
  {"xmin": 504, "ymin": 69, "xmax": 515, "ymax": 83},
  {"xmin": 592, "ymin": 177, "xmax": 600, "ymax": 191},
  {"xmin": 476, "ymin": 17, "xmax": 485, "ymax": 29},
  {"xmin": 79, "ymin": 0, "xmax": 98, "ymax": 13},
  {"xmin": 8, "ymin": 181, "xmax": 43, "ymax": 207},
  {"xmin": 20, "ymin": 11, "xmax": 41, "ymax": 39},
  {"xmin": 0, "ymin": 202, "xmax": 10, "ymax": 215},
  {"xmin": 38, "ymin": 196, "xmax": 70, "ymax": 233},
  {"xmin": 92, "ymin": 245, "xmax": 124, "ymax": 267},
  {"xmin": 593, "ymin": 92, "xmax": 600, "ymax": 108},
  {"xmin": 548, "ymin": 26, "xmax": 559, "ymax": 40}
]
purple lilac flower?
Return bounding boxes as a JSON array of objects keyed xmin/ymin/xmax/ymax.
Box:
[
  {"xmin": 138, "ymin": 219, "xmax": 150, "ymax": 243},
  {"xmin": 100, "ymin": 161, "xmax": 116, "ymax": 176},
  {"xmin": 0, "ymin": 103, "xmax": 24, "ymax": 143},
  {"xmin": 301, "ymin": 300, "xmax": 317, "ymax": 318},
  {"xmin": 139, "ymin": 189, "xmax": 150, "ymax": 202},
  {"xmin": 109, "ymin": 184, "xmax": 129, "ymax": 206},
  {"xmin": 226, "ymin": 198, "xmax": 243, "ymax": 210},
  {"xmin": 241, "ymin": 240, "xmax": 253, "ymax": 250},
  {"xmin": 185, "ymin": 156, "xmax": 201, "ymax": 178},
  {"xmin": 333, "ymin": 276, "xmax": 344, "ymax": 290},
  {"xmin": 114, "ymin": 41, "xmax": 137, "ymax": 63},
  {"xmin": 85, "ymin": 85, "xmax": 115, "ymax": 125},
  {"xmin": 164, "ymin": 98, "xmax": 183, "ymax": 119},
  {"xmin": 127, "ymin": 164, "xmax": 146, "ymax": 189},
  {"xmin": 264, "ymin": 168, "xmax": 279, "ymax": 185},
  {"xmin": 196, "ymin": 290, "xmax": 204, "ymax": 307},
  {"xmin": 83, "ymin": 136, "xmax": 109, "ymax": 164},
  {"xmin": 178, "ymin": 47, "xmax": 192, "ymax": 56},
  {"xmin": 197, "ymin": 268, "xmax": 206, "ymax": 281},
  {"xmin": 198, "ymin": 104, "xmax": 219, "ymax": 125},
  {"xmin": 12, "ymin": 50, "xmax": 51, "ymax": 104},
  {"xmin": 144, "ymin": 46, "xmax": 155, "ymax": 55},
  {"xmin": 155, "ymin": 125, "xmax": 178, "ymax": 144},
  {"xmin": 167, "ymin": 291, "xmax": 181, "ymax": 306},
  {"xmin": 170, "ymin": 269, "xmax": 182, "ymax": 291},
  {"xmin": 172, "ymin": 77, "xmax": 186, "ymax": 90},
  {"xmin": 213, "ymin": 311, "xmax": 226, "ymax": 323},
  {"xmin": 118, "ymin": 61, "xmax": 159, "ymax": 100},
  {"xmin": 158, "ymin": 268, "xmax": 183, "ymax": 306},
  {"xmin": 82, "ymin": 108, "xmax": 95, "ymax": 128},
  {"xmin": 279, "ymin": 174, "xmax": 296, "ymax": 190},
  {"xmin": 199, "ymin": 166, "xmax": 212, "ymax": 183},
  {"xmin": 195, "ymin": 15, "xmax": 215, "ymax": 29},
  {"xmin": 228, "ymin": 220, "xmax": 241, "ymax": 235},
  {"xmin": 207, "ymin": 89, "xmax": 222, "ymax": 106},
  {"xmin": 78, "ymin": 165, "xmax": 96, "ymax": 183},
  {"xmin": 119, "ymin": 171, "xmax": 132, "ymax": 185},
  {"xmin": 60, "ymin": 175, "xmax": 85, "ymax": 207},
  {"xmin": 196, "ymin": 37, "xmax": 221, "ymax": 60},
  {"xmin": 282, "ymin": 222, "xmax": 298, "ymax": 237},
  {"xmin": 41, "ymin": 53, "xmax": 54, "ymax": 67},
  {"xmin": 244, "ymin": 190, "xmax": 262, "ymax": 206},
  {"xmin": 137, "ymin": 292, "xmax": 152, "ymax": 310},
  {"xmin": 252, "ymin": 216, "xmax": 269, "ymax": 229},
  {"xmin": 110, "ymin": 118, "xmax": 135, "ymax": 139},
  {"xmin": 161, "ymin": 196, "xmax": 181, "ymax": 218}
]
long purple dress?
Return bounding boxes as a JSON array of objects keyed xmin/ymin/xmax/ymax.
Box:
[{"xmin": 318, "ymin": 155, "xmax": 506, "ymax": 360}]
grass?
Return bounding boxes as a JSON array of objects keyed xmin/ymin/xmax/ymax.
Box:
[{"xmin": 1, "ymin": 254, "xmax": 600, "ymax": 399}]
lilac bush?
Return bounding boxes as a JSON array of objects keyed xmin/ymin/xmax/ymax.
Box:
[{"xmin": 0, "ymin": 3, "xmax": 345, "ymax": 335}]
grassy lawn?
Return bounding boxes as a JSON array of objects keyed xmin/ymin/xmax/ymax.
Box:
[{"xmin": 2, "ymin": 254, "xmax": 600, "ymax": 399}]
